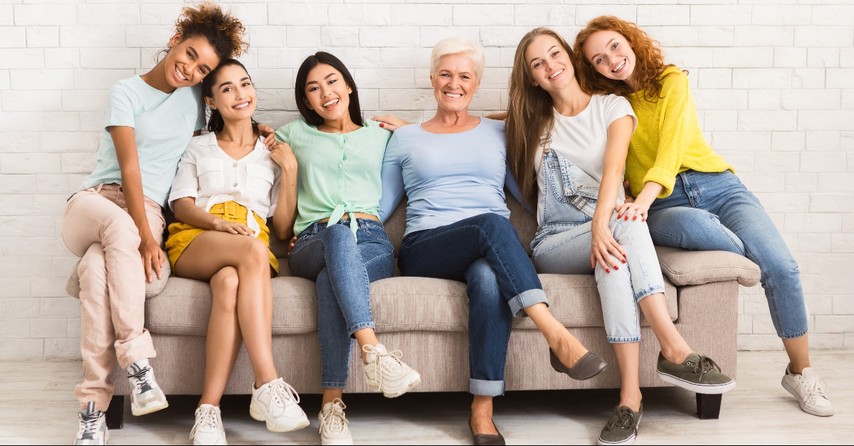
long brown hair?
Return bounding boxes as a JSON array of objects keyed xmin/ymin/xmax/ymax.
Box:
[
  {"xmin": 505, "ymin": 28, "xmax": 571, "ymax": 208},
  {"xmin": 573, "ymin": 16, "xmax": 670, "ymax": 101}
]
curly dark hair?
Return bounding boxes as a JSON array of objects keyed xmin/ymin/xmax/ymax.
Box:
[
  {"xmin": 573, "ymin": 16, "xmax": 672, "ymax": 101},
  {"xmin": 175, "ymin": 1, "xmax": 248, "ymax": 63}
]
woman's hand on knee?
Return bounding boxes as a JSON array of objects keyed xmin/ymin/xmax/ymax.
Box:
[
  {"xmin": 590, "ymin": 221, "xmax": 626, "ymax": 273},
  {"xmin": 213, "ymin": 218, "xmax": 255, "ymax": 236}
]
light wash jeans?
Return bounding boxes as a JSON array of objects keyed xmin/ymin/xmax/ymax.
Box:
[
  {"xmin": 531, "ymin": 150, "xmax": 665, "ymax": 343},
  {"xmin": 398, "ymin": 213, "xmax": 548, "ymax": 396},
  {"xmin": 288, "ymin": 218, "xmax": 395, "ymax": 388},
  {"xmin": 647, "ymin": 170, "xmax": 808, "ymax": 339}
]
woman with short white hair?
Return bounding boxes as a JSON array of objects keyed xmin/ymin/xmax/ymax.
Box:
[{"xmin": 380, "ymin": 36, "xmax": 608, "ymax": 445}]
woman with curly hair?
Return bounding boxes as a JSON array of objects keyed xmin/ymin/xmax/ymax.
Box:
[
  {"xmin": 61, "ymin": 3, "xmax": 247, "ymax": 444},
  {"xmin": 506, "ymin": 27, "xmax": 734, "ymax": 446},
  {"xmin": 574, "ymin": 15, "xmax": 833, "ymax": 418}
]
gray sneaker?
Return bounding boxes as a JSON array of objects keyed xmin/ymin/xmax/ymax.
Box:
[
  {"xmin": 597, "ymin": 405, "xmax": 642, "ymax": 445},
  {"xmin": 74, "ymin": 402, "xmax": 108, "ymax": 445},
  {"xmin": 656, "ymin": 352, "xmax": 735, "ymax": 394}
]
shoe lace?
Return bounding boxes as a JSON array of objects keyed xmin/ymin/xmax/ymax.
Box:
[
  {"xmin": 128, "ymin": 364, "xmax": 154, "ymax": 393},
  {"xmin": 269, "ymin": 379, "xmax": 301, "ymax": 414},
  {"xmin": 77, "ymin": 406, "xmax": 103, "ymax": 440},
  {"xmin": 190, "ymin": 406, "xmax": 219, "ymax": 437},
  {"xmin": 319, "ymin": 399, "xmax": 348, "ymax": 435},
  {"xmin": 604, "ymin": 407, "xmax": 635, "ymax": 433},
  {"xmin": 690, "ymin": 355, "xmax": 722, "ymax": 377},
  {"xmin": 800, "ymin": 375, "xmax": 830, "ymax": 404},
  {"xmin": 363, "ymin": 345, "xmax": 405, "ymax": 388}
]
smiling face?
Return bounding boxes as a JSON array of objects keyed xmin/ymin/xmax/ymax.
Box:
[
  {"xmin": 303, "ymin": 63, "xmax": 353, "ymax": 123},
  {"xmin": 581, "ymin": 30, "xmax": 636, "ymax": 84},
  {"xmin": 525, "ymin": 34, "xmax": 575, "ymax": 94},
  {"xmin": 431, "ymin": 53, "xmax": 479, "ymax": 114},
  {"xmin": 204, "ymin": 63, "xmax": 256, "ymax": 122},
  {"xmin": 163, "ymin": 34, "xmax": 221, "ymax": 89}
]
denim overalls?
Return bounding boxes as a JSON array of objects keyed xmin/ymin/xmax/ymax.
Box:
[{"xmin": 531, "ymin": 148, "xmax": 666, "ymax": 343}]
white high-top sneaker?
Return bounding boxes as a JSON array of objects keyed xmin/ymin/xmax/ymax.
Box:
[
  {"xmin": 318, "ymin": 398, "xmax": 353, "ymax": 445},
  {"xmin": 189, "ymin": 404, "xmax": 227, "ymax": 445},
  {"xmin": 362, "ymin": 344, "xmax": 421, "ymax": 398},
  {"xmin": 249, "ymin": 377, "xmax": 310, "ymax": 432}
]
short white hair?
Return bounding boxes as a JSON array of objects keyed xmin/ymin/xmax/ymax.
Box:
[{"xmin": 430, "ymin": 36, "xmax": 485, "ymax": 81}]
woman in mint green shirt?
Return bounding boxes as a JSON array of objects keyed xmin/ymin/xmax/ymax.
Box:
[{"xmin": 274, "ymin": 52, "xmax": 421, "ymax": 445}]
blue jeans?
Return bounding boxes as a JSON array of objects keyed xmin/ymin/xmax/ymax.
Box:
[
  {"xmin": 532, "ymin": 149, "xmax": 665, "ymax": 343},
  {"xmin": 398, "ymin": 213, "xmax": 548, "ymax": 396},
  {"xmin": 288, "ymin": 218, "xmax": 395, "ymax": 388},
  {"xmin": 647, "ymin": 170, "xmax": 808, "ymax": 339}
]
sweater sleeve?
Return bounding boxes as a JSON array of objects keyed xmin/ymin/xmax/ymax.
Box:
[
  {"xmin": 378, "ymin": 132, "xmax": 405, "ymax": 223},
  {"xmin": 642, "ymin": 70, "xmax": 691, "ymax": 198}
]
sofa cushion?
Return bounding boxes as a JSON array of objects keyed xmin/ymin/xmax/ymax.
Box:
[
  {"xmin": 145, "ymin": 276, "xmax": 317, "ymax": 336},
  {"xmin": 369, "ymin": 274, "xmax": 677, "ymax": 334},
  {"xmin": 144, "ymin": 273, "xmax": 677, "ymax": 337}
]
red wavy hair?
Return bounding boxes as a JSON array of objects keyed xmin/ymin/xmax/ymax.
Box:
[{"xmin": 572, "ymin": 16, "xmax": 672, "ymax": 101}]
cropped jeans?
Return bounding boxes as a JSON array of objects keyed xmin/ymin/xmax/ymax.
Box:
[
  {"xmin": 531, "ymin": 150, "xmax": 665, "ymax": 344},
  {"xmin": 288, "ymin": 218, "xmax": 395, "ymax": 388},
  {"xmin": 647, "ymin": 170, "xmax": 808, "ymax": 339},
  {"xmin": 398, "ymin": 213, "xmax": 549, "ymax": 397}
]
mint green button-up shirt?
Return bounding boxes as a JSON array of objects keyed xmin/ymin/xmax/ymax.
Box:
[{"xmin": 274, "ymin": 118, "xmax": 391, "ymax": 236}]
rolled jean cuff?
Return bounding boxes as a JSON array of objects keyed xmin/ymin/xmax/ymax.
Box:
[
  {"xmin": 508, "ymin": 288, "xmax": 549, "ymax": 317},
  {"xmin": 321, "ymin": 381, "xmax": 348, "ymax": 389},
  {"xmin": 608, "ymin": 336, "xmax": 641, "ymax": 344},
  {"xmin": 634, "ymin": 285, "xmax": 665, "ymax": 302},
  {"xmin": 780, "ymin": 328, "xmax": 808, "ymax": 340},
  {"xmin": 347, "ymin": 321, "xmax": 376, "ymax": 337},
  {"xmin": 469, "ymin": 378, "xmax": 505, "ymax": 397}
]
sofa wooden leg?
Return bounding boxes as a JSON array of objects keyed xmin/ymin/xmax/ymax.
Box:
[
  {"xmin": 105, "ymin": 395, "xmax": 124, "ymax": 429},
  {"xmin": 695, "ymin": 393, "xmax": 722, "ymax": 419}
]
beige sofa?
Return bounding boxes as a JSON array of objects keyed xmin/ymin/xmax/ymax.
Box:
[{"xmin": 66, "ymin": 196, "xmax": 760, "ymax": 429}]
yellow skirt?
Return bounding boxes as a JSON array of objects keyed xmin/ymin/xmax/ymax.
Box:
[{"xmin": 165, "ymin": 201, "xmax": 279, "ymax": 273}]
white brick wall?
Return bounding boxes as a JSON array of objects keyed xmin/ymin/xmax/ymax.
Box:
[{"xmin": 1, "ymin": 0, "xmax": 852, "ymax": 360}]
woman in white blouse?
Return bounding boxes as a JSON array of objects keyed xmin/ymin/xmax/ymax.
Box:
[{"xmin": 165, "ymin": 59, "xmax": 308, "ymax": 444}]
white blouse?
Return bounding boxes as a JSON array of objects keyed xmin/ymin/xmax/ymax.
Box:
[{"xmin": 169, "ymin": 132, "xmax": 281, "ymax": 237}]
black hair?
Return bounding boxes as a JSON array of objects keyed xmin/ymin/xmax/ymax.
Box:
[
  {"xmin": 201, "ymin": 58, "xmax": 258, "ymax": 135},
  {"xmin": 294, "ymin": 51, "xmax": 363, "ymax": 127}
]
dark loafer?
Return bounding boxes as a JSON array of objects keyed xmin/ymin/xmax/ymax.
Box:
[
  {"xmin": 469, "ymin": 418, "xmax": 505, "ymax": 445},
  {"xmin": 549, "ymin": 349, "xmax": 607, "ymax": 381}
]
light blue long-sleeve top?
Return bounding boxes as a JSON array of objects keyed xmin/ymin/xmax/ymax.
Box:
[{"xmin": 379, "ymin": 118, "xmax": 524, "ymax": 236}]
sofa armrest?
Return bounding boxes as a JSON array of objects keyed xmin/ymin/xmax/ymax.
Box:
[
  {"xmin": 655, "ymin": 246, "xmax": 760, "ymax": 287},
  {"xmin": 65, "ymin": 253, "xmax": 171, "ymax": 299}
]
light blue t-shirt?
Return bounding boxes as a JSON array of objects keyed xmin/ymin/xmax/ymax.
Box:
[
  {"xmin": 379, "ymin": 118, "xmax": 513, "ymax": 236},
  {"xmin": 82, "ymin": 75, "xmax": 205, "ymax": 207}
]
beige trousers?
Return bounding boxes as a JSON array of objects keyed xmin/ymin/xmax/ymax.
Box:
[{"xmin": 62, "ymin": 184, "xmax": 165, "ymax": 410}]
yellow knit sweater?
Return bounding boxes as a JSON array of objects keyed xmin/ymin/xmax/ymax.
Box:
[{"xmin": 626, "ymin": 66, "xmax": 733, "ymax": 198}]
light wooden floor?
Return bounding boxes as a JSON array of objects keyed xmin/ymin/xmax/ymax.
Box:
[{"xmin": 2, "ymin": 349, "xmax": 851, "ymax": 445}]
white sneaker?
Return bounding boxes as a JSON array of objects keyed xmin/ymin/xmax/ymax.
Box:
[
  {"xmin": 362, "ymin": 344, "xmax": 421, "ymax": 398},
  {"xmin": 318, "ymin": 398, "xmax": 353, "ymax": 445},
  {"xmin": 249, "ymin": 377, "xmax": 310, "ymax": 432},
  {"xmin": 74, "ymin": 402, "xmax": 108, "ymax": 445},
  {"xmin": 781, "ymin": 366, "xmax": 833, "ymax": 417},
  {"xmin": 127, "ymin": 359, "xmax": 169, "ymax": 416},
  {"xmin": 190, "ymin": 404, "xmax": 227, "ymax": 445}
]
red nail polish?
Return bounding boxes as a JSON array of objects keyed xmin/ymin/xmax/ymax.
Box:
[
  {"xmin": 632, "ymin": 216, "xmax": 637, "ymax": 221},
  {"xmin": 622, "ymin": 258, "xmax": 626, "ymax": 263},
  {"xmin": 379, "ymin": 123, "xmax": 385, "ymax": 128},
  {"xmin": 614, "ymin": 266, "xmax": 619, "ymax": 270},
  {"xmin": 605, "ymin": 269, "xmax": 610, "ymax": 273}
]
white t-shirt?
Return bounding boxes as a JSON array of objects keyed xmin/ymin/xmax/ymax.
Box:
[
  {"xmin": 535, "ymin": 94, "xmax": 636, "ymax": 224},
  {"xmin": 169, "ymin": 132, "xmax": 281, "ymax": 237}
]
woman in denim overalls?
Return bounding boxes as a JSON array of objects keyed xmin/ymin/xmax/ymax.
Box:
[{"xmin": 505, "ymin": 28, "xmax": 734, "ymax": 445}]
